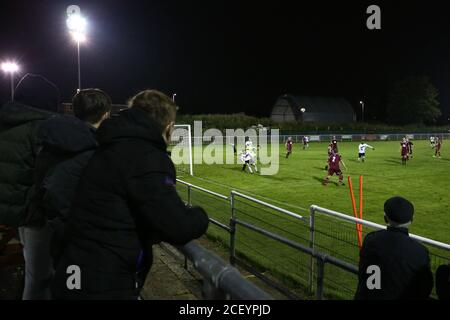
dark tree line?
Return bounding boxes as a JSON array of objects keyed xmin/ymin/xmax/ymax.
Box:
[{"xmin": 387, "ymin": 76, "xmax": 441, "ymax": 125}]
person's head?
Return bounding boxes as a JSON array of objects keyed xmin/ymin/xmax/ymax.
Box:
[
  {"xmin": 128, "ymin": 89, "xmax": 178, "ymax": 144},
  {"xmin": 72, "ymin": 89, "xmax": 112, "ymax": 128},
  {"xmin": 14, "ymin": 74, "xmax": 60, "ymax": 112},
  {"xmin": 383, "ymin": 196, "xmax": 414, "ymax": 229}
]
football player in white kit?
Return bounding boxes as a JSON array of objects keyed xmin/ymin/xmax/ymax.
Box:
[
  {"xmin": 240, "ymin": 149, "xmax": 258, "ymax": 173},
  {"xmin": 358, "ymin": 142, "xmax": 375, "ymax": 162}
]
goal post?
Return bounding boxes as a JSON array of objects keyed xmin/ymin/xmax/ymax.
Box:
[{"xmin": 170, "ymin": 124, "xmax": 193, "ymax": 176}]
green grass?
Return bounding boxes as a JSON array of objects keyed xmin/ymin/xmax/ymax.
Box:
[
  {"xmin": 179, "ymin": 140, "xmax": 450, "ymax": 243},
  {"xmin": 174, "ymin": 140, "xmax": 450, "ymax": 299}
]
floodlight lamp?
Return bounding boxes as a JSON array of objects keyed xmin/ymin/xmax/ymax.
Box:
[
  {"xmin": 67, "ymin": 14, "xmax": 87, "ymax": 33},
  {"xmin": 300, "ymin": 107, "xmax": 306, "ymax": 113},
  {"xmin": 1, "ymin": 62, "xmax": 19, "ymax": 73},
  {"xmin": 71, "ymin": 31, "xmax": 86, "ymax": 43}
]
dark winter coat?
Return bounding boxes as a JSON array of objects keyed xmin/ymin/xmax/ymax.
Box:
[
  {"xmin": 29, "ymin": 116, "xmax": 98, "ymax": 225},
  {"xmin": 355, "ymin": 227, "xmax": 433, "ymax": 300},
  {"xmin": 52, "ymin": 107, "xmax": 209, "ymax": 299},
  {"xmin": 0, "ymin": 102, "xmax": 55, "ymax": 227}
]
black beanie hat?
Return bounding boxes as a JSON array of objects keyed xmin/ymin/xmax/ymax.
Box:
[
  {"xmin": 14, "ymin": 74, "xmax": 60, "ymax": 112},
  {"xmin": 384, "ymin": 196, "xmax": 414, "ymax": 224}
]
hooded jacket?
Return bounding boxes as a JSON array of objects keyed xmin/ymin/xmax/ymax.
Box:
[
  {"xmin": 29, "ymin": 116, "xmax": 98, "ymax": 225},
  {"xmin": 52, "ymin": 107, "xmax": 209, "ymax": 299},
  {"xmin": 0, "ymin": 102, "xmax": 55, "ymax": 227}
]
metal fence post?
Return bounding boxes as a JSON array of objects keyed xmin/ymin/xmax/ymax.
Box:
[
  {"xmin": 316, "ymin": 256, "xmax": 325, "ymax": 300},
  {"xmin": 309, "ymin": 206, "xmax": 316, "ymax": 295},
  {"xmin": 187, "ymin": 185, "xmax": 192, "ymax": 206},
  {"xmin": 184, "ymin": 184, "xmax": 192, "ymax": 270},
  {"xmin": 229, "ymin": 192, "xmax": 236, "ymax": 266}
]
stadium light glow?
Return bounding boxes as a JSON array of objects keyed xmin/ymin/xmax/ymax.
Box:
[
  {"xmin": 66, "ymin": 5, "xmax": 87, "ymax": 92},
  {"xmin": 360, "ymin": 101, "xmax": 365, "ymax": 122},
  {"xmin": 66, "ymin": 14, "xmax": 87, "ymax": 33},
  {"xmin": 1, "ymin": 62, "xmax": 19, "ymax": 73},
  {"xmin": 300, "ymin": 107, "xmax": 306, "ymax": 113},
  {"xmin": 70, "ymin": 31, "xmax": 86, "ymax": 43},
  {"xmin": 1, "ymin": 61, "xmax": 20, "ymax": 101}
]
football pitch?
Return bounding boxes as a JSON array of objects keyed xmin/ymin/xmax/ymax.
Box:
[
  {"xmin": 178, "ymin": 140, "xmax": 449, "ymax": 245},
  {"xmin": 174, "ymin": 139, "xmax": 449, "ymax": 298}
]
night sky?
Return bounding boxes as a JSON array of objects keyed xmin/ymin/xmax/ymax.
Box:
[{"xmin": 0, "ymin": 0, "xmax": 449, "ymax": 121}]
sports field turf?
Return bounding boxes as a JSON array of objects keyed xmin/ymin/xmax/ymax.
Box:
[
  {"xmin": 177, "ymin": 140, "xmax": 449, "ymax": 244},
  {"xmin": 174, "ymin": 139, "xmax": 449, "ymax": 299}
]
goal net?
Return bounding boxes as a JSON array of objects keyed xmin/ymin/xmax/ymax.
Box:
[{"xmin": 170, "ymin": 124, "xmax": 193, "ymax": 177}]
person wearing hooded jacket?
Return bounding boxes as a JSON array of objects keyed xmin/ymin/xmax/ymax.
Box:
[
  {"xmin": 24, "ymin": 89, "xmax": 111, "ymax": 299},
  {"xmin": 51, "ymin": 89, "xmax": 209, "ymax": 300},
  {"xmin": 0, "ymin": 74, "xmax": 59, "ymax": 300}
]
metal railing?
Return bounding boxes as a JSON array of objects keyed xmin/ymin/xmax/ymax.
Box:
[
  {"xmin": 176, "ymin": 241, "xmax": 273, "ymax": 300},
  {"xmin": 175, "ymin": 180, "xmax": 450, "ymax": 300},
  {"xmin": 309, "ymin": 205, "xmax": 450, "ymax": 298},
  {"xmin": 176, "ymin": 179, "xmax": 231, "ymax": 232}
]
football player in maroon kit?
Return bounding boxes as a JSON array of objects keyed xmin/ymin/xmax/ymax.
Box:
[
  {"xmin": 400, "ymin": 138, "xmax": 409, "ymax": 165},
  {"xmin": 433, "ymin": 137, "xmax": 442, "ymax": 158},
  {"xmin": 329, "ymin": 136, "xmax": 339, "ymax": 155},
  {"xmin": 323, "ymin": 152, "xmax": 347, "ymax": 186},
  {"xmin": 285, "ymin": 137, "xmax": 293, "ymax": 158},
  {"xmin": 325, "ymin": 137, "xmax": 339, "ymax": 170}
]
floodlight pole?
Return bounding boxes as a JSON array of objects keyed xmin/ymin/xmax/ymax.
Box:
[
  {"xmin": 360, "ymin": 101, "xmax": 365, "ymax": 122},
  {"xmin": 77, "ymin": 41, "xmax": 81, "ymax": 92},
  {"xmin": 10, "ymin": 72, "xmax": 15, "ymax": 102}
]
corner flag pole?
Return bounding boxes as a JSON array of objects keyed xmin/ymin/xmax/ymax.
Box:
[
  {"xmin": 348, "ymin": 176, "xmax": 363, "ymax": 250},
  {"xmin": 358, "ymin": 175, "xmax": 364, "ymax": 240}
]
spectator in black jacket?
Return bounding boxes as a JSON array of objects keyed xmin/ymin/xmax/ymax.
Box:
[
  {"xmin": 355, "ymin": 196, "xmax": 433, "ymax": 300},
  {"xmin": 436, "ymin": 263, "xmax": 450, "ymax": 300},
  {"xmin": 0, "ymin": 74, "xmax": 59, "ymax": 300},
  {"xmin": 51, "ymin": 89, "xmax": 209, "ymax": 300},
  {"xmin": 24, "ymin": 89, "xmax": 112, "ymax": 299}
]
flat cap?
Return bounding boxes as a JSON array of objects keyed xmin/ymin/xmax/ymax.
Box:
[{"xmin": 384, "ymin": 196, "xmax": 414, "ymax": 224}]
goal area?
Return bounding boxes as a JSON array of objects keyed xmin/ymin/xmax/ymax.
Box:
[{"xmin": 169, "ymin": 124, "xmax": 193, "ymax": 177}]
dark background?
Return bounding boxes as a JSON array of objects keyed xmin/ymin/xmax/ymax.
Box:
[{"xmin": 0, "ymin": 0, "xmax": 449, "ymax": 122}]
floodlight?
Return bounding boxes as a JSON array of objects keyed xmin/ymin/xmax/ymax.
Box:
[
  {"xmin": 1, "ymin": 62, "xmax": 19, "ymax": 73},
  {"xmin": 67, "ymin": 14, "xmax": 87, "ymax": 33},
  {"xmin": 70, "ymin": 31, "xmax": 86, "ymax": 43}
]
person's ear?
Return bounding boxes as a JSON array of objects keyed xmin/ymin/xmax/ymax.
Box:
[{"xmin": 164, "ymin": 121, "xmax": 174, "ymax": 142}]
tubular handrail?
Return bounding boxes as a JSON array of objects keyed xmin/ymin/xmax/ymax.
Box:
[
  {"xmin": 310, "ymin": 205, "xmax": 450, "ymax": 251},
  {"xmin": 177, "ymin": 179, "xmax": 228, "ymax": 200},
  {"xmin": 177, "ymin": 241, "xmax": 273, "ymax": 300}
]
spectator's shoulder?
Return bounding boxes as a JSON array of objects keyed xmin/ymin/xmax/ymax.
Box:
[
  {"xmin": 407, "ymin": 236, "xmax": 430, "ymax": 256},
  {"xmin": 133, "ymin": 147, "xmax": 174, "ymax": 175}
]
